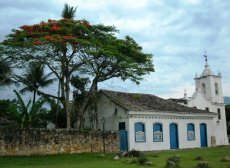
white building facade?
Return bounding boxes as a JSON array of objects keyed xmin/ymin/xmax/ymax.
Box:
[
  {"xmin": 87, "ymin": 90, "xmax": 218, "ymax": 151},
  {"xmin": 84, "ymin": 57, "xmax": 228, "ymax": 151},
  {"xmin": 185, "ymin": 57, "xmax": 228, "ymax": 145}
]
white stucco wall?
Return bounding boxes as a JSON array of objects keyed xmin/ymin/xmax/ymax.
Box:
[
  {"xmin": 128, "ymin": 112, "xmax": 215, "ymax": 151},
  {"xmin": 195, "ymin": 75, "xmax": 224, "ymax": 103},
  {"xmin": 188, "ymin": 92, "xmax": 212, "ymax": 110},
  {"xmin": 187, "ymin": 70, "xmax": 229, "ymax": 146},
  {"xmin": 187, "ymin": 93, "xmax": 228, "ymax": 145},
  {"xmin": 97, "ymin": 94, "xmax": 128, "ymax": 131},
  {"xmin": 89, "ymin": 91, "xmax": 228, "ymax": 152}
]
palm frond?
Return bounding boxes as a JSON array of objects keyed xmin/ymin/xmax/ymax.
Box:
[
  {"xmin": 13, "ymin": 90, "xmax": 28, "ymax": 115},
  {"xmin": 20, "ymin": 86, "xmax": 33, "ymax": 94},
  {"xmin": 61, "ymin": 3, "xmax": 77, "ymax": 19}
]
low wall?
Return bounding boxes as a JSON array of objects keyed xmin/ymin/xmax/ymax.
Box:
[{"xmin": 0, "ymin": 129, "xmax": 119, "ymax": 156}]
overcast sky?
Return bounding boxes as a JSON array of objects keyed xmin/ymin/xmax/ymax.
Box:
[{"xmin": 0, "ymin": 0, "xmax": 230, "ymax": 99}]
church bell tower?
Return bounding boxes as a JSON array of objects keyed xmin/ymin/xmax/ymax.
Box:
[
  {"xmin": 194, "ymin": 52, "xmax": 224, "ymax": 105},
  {"xmin": 188, "ymin": 52, "xmax": 228, "ymax": 145}
]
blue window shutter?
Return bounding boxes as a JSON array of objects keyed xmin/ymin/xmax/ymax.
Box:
[
  {"xmin": 135, "ymin": 123, "xmax": 144, "ymax": 132},
  {"xmin": 154, "ymin": 123, "xmax": 162, "ymax": 132},
  {"xmin": 187, "ymin": 123, "xmax": 194, "ymax": 131},
  {"xmin": 187, "ymin": 123, "xmax": 195, "ymax": 141},
  {"xmin": 153, "ymin": 123, "xmax": 163, "ymax": 142},
  {"xmin": 135, "ymin": 123, "xmax": 145, "ymax": 142}
]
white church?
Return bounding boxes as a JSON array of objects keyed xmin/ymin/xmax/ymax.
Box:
[{"xmin": 86, "ymin": 55, "xmax": 228, "ymax": 151}]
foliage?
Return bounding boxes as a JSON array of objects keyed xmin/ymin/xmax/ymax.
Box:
[
  {"xmin": 62, "ymin": 3, "xmax": 77, "ymax": 19},
  {"xmin": 195, "ymin": 156, "xmax": 204, "ymax": 161},
  {"xmin": 42, "ymin": 97, "xmax": 66, "ymax": 128},
  {"xmin": 151, "ymin": 153, "xmax": 159, "ymax": 157},
  {"xmin": 4, "ymin": 90, "xmax": 47, "ymax": 128},
  {"xmin": 195, "ymin": 161, "xmax": 209, "ymax": 168},
  {"xmin": 17, "ymin": 62, "xmax": 56, "ymax": 105},
  {"xmin": 0, "ymin": 56, "xmax": 14, "ymax": 86},
  {"xmin": 1, "ymin": 6, "xmax": 154, "ymax": 128},
  {"xmin": 116, "ymin": 150, "xmax": 142, "ymax": 158},
  {"xmin": 71, "ymin": 75, "xmax": 89, "ymax": 94},
  {"xmin": 220, "ymin": 156, "xmax": 230, "ymax": 162},
  {"xmin": 137, "ymin": 153, "xmax": 149, "ymax": 165},
  {"xmin": 165, "ymin": 155, "xmax": 180, "ymax": 168},
  {"xmin": 0, "ymin": 99, "xmax": 17, "ymax": 116}
]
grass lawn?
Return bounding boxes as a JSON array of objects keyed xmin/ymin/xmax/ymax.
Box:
[{"xmin": 0, "ymin": 146, "xmax": 229, "ymax": 168}]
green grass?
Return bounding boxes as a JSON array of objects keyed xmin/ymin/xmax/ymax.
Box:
[{"xmin": 0, "ymin": 146, "xmax": 229, "ymax": 168}]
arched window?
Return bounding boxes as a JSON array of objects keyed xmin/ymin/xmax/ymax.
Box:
[
  {"xmin": 217, "ymin": 109, "xmax": 221, "ymax": 120},
  {"xmin": 153, "ymin": 123, "xmax": 163, "ymax": 142},
  {"xmin": 187, "ymin": 123, "xmax": 195, "ymax": 141},
  {"xmin": 134, "ymin": 122, "xmax": 145, "ymax": 142},
  {"xmin": 202, "ymin": 83, "xmax": 206, "ymax": 94},
  {"xmin": 215, "ymin": 83, "xmax": 219, "ymax": 95}
]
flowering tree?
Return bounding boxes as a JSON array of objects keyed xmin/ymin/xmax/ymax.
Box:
[{"xmin": 1, "ymin": 18, "xmax": 154, "ymax": 128}]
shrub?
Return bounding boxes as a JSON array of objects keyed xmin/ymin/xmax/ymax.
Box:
[
  {"xmin": 137, "ymin": 153, "xmax": 149, "ymax": 165},
  {"xmin": 166, "ymin": 160, "xmax": 177, "ymax": 168},
  {"xmin": 165, "ymin": 155, "xmax": 180, "ymax": 168},
  {"xmin": 152, "ymin": 153, "xmax": 159, "ymax": 157},
  {"xmin": 221, "ymin": 156, "xmax": 230, "ymax": 162},
  {"xmin": 195, "ymin": 156, "xmax": 204, "ymax": 161},
  {"xmin": 195, "ymin": 161, "xmax": 209, "ymax": 168},
  {"xmin": 129, "ymin": 158, "xmax": 138, "ymax": 164},
  {"xmin": 128, "ymin": 150, "xmax": 142, "ymax": 157}
]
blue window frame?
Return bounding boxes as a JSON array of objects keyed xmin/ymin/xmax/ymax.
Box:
[
  {"xmin": 187, "ymin": 123, "xmax": 195, "ymax": 141},
  {"xmin": 153, "ymin": 123, "xmax": 163, "ymax": 142},
  {"xmin": 134, "ymin": 122, "xmax": 146, "ymax": 142}
]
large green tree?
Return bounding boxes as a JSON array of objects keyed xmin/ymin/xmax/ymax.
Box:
[{"xmin": 1, "ymin": 13, "xmax": 154, "ymax": 128}]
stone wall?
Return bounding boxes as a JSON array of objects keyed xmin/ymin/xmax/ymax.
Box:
[{"xmin": 0, "ymin": 129, "xmax": 119, "ymax": 156}]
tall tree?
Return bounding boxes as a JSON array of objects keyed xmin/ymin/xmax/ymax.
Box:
[
  {"xmin": 1, "ymin": 10, "xmax": 154, "ymax": 128},
  {"xmin": 17, "ymin": 62, "xmax": 56, "ymax": 105},
  {"xmin": 76, "ymin": 26, "xmax": 154, "ymax": 128}
]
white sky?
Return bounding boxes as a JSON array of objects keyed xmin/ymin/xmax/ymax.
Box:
[{"xmin": 0, "ymin": 0, "xmax": 230, "ymax": 100}]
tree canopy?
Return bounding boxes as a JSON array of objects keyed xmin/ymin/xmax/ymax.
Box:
[{"xmin": 1, "ymin": 16, "xmax": 154, "ymax": 128}]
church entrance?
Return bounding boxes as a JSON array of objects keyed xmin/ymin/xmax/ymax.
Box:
[
  {"xmin": 170, "ymin": 123, "xmax": 179, "ymax": 149},
  {"xmin": 200, "ymin": 123, "xmax": 208, "ymax": 147}
]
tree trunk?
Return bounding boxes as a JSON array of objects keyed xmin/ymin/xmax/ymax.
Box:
[
  {"xmin": 65, "ymin": 76, "xmax": 71, "ymax": 128},
  {"xmin": 55, "ymin": 79, "xmax": 61, "ymax": 127},
  {"xmin": 93, "ymin": 85, "xmax": 99, "ymax": 130},
  {"xmin": 77, "ymin": 79, "xmax": 98, "ymax": 130},
  {"xmin": 32, "ymin": 90, "xmax": 36, "ymax": 105}
]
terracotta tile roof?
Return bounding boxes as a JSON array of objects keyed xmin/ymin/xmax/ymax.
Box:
[{"xmin": 100, "ymin": 90, "xmax": 216, "ymax": 115}]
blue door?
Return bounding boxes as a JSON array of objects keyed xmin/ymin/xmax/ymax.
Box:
[
  {"xmin": 170, "ymin": 123, "xmax": 179, "ymax": 149},
  {"xmin": 200, "ymin": 123, "xmax": 207, "ymax": 147},
  {"xmin": 119, "ymin": 130, "xmax": 128, "ymax": 151}
]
